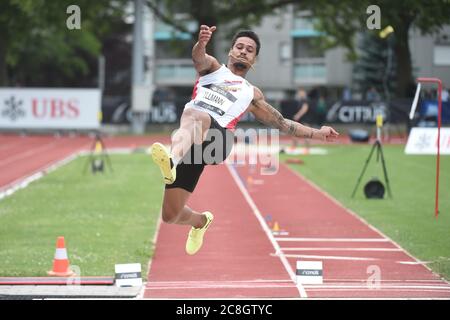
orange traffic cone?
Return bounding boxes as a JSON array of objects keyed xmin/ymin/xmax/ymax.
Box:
[
  {"xmin": 48, "ymin": 236, "xmax": 75, "ymax": 277},
  {"xmin": 272, "ymin": 221, "xmax": 280, "ymax": 232}
]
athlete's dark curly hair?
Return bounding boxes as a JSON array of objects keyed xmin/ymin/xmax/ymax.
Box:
[{"xmin": 230, "ymin": 30, "xmax": 261, "ymax": 56}]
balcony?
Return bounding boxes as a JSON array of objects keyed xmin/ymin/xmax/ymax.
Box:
[
  {"xmin": 293, "ymin": 58, "xmax": 327, "ymax": 85},
  {"xmin": 291, "ymin": 17, "xmax": 323, "ymax": 38},
  {"xmin": 155, "ymin": 59, "xmax": 196, "ymax": 85},
  {"xmin": 154, "ymin": 20, "xmax": 196, "ymax": 40}
]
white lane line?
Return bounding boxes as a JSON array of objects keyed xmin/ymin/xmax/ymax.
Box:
[
  {"xmin": 0, "ymin": 152, "xmax": 79, "ymax": 202},
  {"xmin": 283, "ymin": 254, "xmax": 378, "ymax": 261},
  {"xmin": 145, "ymin": 285, "xmax": 450, "ymax": 291},
  {"xmin": 139, "ymin": 217, "xmax": 164, "ymax": 299},
  {"xmin": 146, "ymin": 284, "xmax": 297, "ymax": 289},
  {"xmin": 315, "ymin": 283, "xmax": 450, "ymax": 287},
  {"xmin": 226, "ymin": 164, "xmax": 307, "ymax": 298},
  {"xmin": 302, "ymin": 285, "xmax": 450, "ymax": 290},
  {"xmin": 0, "ymin": 141, "xmax": 61, "ymax": 168},
  {"xmin": 275, "ymin": 238, "xmax": 389, "ymax": 242},
  {"xmin": 397, "ymin": 261, "xmax": 434, "ymax": 265},
  {"xmin": 147, "ymin": 279, "xmax": 293, "ymax": 285},
  {"xmin": 146, "ymin": 280, "xmax": 297, "ymax": 291},
  {"xmin": 146, "ymin": 279, "xmax": 448, "ymax": 287},
  {"xmin": 282, "ymin": 253, "xmax": 433, "ymax": 265},
  {"xmin": 303, "ymin": 289, "xmax": 450, "ymax": 293},
  {"xmin": 324, "ymin": 279, "xmax": 445, "ymax": 283},
  {"xmin": 281, "ymin": 247, "xmax": 402, "ymax": 252},
  {"xmin": 144, "ymin": 281, "xmax": 450, "ymax": 294}
]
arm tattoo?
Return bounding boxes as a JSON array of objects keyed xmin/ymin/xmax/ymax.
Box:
[{"xmin": 285, "ymin": 119, "xmax": 298, "ymax": 136}]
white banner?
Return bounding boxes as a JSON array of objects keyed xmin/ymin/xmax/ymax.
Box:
[
  {"xmin": 0, "ymin": 88, "xmax": 101, "ymax": 129},
  {"xmin": 405, "ymin": 127, "xmax": 450, "ymax": 155}
]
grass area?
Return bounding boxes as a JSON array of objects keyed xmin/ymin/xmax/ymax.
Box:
[
  {"xmin": 282, "ymin": 144, "xmax": 450, "ymax": 280},
  {"xmin": 0, "ymin": 153, "xmax": 164, "ymax": 277}
]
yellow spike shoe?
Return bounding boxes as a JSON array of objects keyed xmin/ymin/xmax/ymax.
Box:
[
  {"xmin": 186, "ymin": 211, "xmax": 214, "ymax": 255},
  {"xmin": 151, "ymin": 142, "xmax": 176, "ymax": 184}
]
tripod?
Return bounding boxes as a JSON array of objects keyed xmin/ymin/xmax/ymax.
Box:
[
  {"xmin": 83, "ymin": 132, "xmax": 113, "ymax": 174},
  {"xmin": 351, "ymin": 117, "xmax": 392, "ymax": 199}
]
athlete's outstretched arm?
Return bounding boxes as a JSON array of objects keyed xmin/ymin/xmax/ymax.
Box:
[
  {"xmin": 192, "ymin": 25, "xmax": 221, "ymax": 75},
  {"xmin": 249, "ymin": 87, "xmax": 339, "ymax": 141}
]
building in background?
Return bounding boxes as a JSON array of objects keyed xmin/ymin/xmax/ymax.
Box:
[
  {"xmin": 152, "ymin": 6, "xmax": 450, "ymax": 103},
  {"xmin": 103, "ymin": 5, "xmax": 450, "ymax": 129},
  {"xmin": 153, "ymin": 8, "xmax": 353, "ymax": 103}
]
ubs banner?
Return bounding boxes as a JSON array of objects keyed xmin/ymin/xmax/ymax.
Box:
[
  {"xmin": 0, "ymin": 88, "xmax": 101, "ymax": 130},
  {"xmin": 326, "ymin": 100, "xmax": 388, "ymax": 123}
]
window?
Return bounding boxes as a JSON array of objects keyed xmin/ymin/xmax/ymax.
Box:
[
  {"xmin": 155, "ymin": 40, "xmax": 192, "ymax": 59},
  {"xmin": 434, "ymin": 45, "xmax": 450, "ymax": 66},
  {"xmin": 279, "ymin": 42, "xmax": 291, "ymax": 62},
  {"xmin": 293, "ymin": 38, "xmax": 324, "ymax": 58}
]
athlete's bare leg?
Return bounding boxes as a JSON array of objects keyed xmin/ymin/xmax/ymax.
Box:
[
  {"xmin": 161, "ymin": 187, "xmax": 207, "ymax": 228},
  {"xmin": 153, "ymin": 108, "xmax": 212, "ymax": 228},
  {"xmin": 171, "ymin": 108, "xmax": 211, "ymax": 164}
]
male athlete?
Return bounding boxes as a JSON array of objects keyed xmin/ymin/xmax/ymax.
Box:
[{"xmin": 151, "ymin": 25, "xmax": 339, "ymax": 255}]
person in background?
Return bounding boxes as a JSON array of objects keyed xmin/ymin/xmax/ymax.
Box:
[
  {"xmin": 343, "ymin": 87, "xmax": 352, "ymax": 101},
  {"xmin": 316, "ymin": 95, "xmax": 328, "ymax": 126},
  {"xmin": 286, "ymin": 88, "xmax": 310, "ymax": 149},
  {"xmin": 292, "ymin": 88, "xmax": 309, "ymax": 123},
  {"xmin": 366, "ymin": 86, "xmax": 381, "ymax": 102},
  {"xmin": 442, "ymin": 87, "xmax": 449, "ymax": 102}
]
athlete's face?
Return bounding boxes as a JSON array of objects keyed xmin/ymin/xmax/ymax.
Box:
[{"xmin": 229, "ymin": 37, "xmax": 257, "ymax": 69}]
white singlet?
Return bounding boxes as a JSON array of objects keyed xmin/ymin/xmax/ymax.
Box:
[{"xmin": 185, "ymin": 65, "xmax": 254, "ymax": 129}]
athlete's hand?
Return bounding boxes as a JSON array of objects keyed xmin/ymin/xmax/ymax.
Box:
[
  {"xmin": 198, "ymin": 25, "xmax": 216, "ymax": 47},
  {"xmin": 314, "ymin": 126, "xmax": 339, "ymax": 142}
]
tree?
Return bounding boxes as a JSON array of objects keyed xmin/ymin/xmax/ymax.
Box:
[
  {"xmin": 352, "ymin": 31, "xmax": 397, "ymax": 100},
  {"xmin": 145, "ymin": 0, "xmax": 302, "ymax": 56},
  {"xmin": 308, "ymin": 0, "xmax": 450, "ymax": 98},
  {"xmin": 0, "ymin": 0, "xmax": 128, "ymax": 86}
]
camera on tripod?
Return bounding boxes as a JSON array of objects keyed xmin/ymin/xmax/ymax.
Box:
[
  {"xmin": 351, "ymin": 114, "xmax": 392, "ymax": 199},
  {"xmin": 83, "ymin": 132, "xmax": 113, "ymax": 175}
]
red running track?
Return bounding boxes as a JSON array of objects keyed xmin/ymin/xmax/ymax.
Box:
[
  {"xmin": 145, "ymin": 162, "xmax": 450, "ymax": 298},
  {"xmin": 0, "ymin": 134, "xmax": 170, "ymax": 191},
  {"xmin": 0, "ymin": 134, "xmax": 91, "ymax": 189}
]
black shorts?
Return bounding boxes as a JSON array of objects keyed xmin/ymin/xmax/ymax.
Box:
[{"xmin": 165, "ymin": 115, "xmax": 234, "ymax": 193}]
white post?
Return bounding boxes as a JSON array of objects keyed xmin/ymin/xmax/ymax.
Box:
[
  {"xmin": 98, "ymin": 55, "xmax": 105, "ymax": 92},
  {"xmin": 409, "ymin": 83, "xmax": 421, "ymax": 120},
  {"xmin": 131, "ymin": 0, "xmax": 154, "ymax": 134}
]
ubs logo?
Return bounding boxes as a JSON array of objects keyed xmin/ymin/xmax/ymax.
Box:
[{"xmin": 2, "ymin": 96, "xmax": 25, "ymax": 121}]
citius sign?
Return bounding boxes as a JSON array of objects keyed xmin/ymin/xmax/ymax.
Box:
[{"xmin": 326, "ymin": 101, "xmax": 388, "ymax": 124}]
